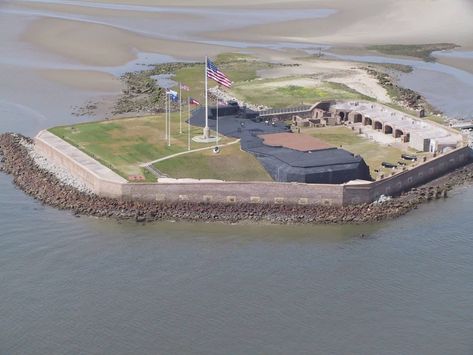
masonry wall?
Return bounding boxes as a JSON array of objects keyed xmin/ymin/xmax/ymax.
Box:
[
  {"xmin": 34, "ymin": 132, "xmax": 472, "ymax": 206},
  {"xmin": 122, "ymin": 181, "xmax": 344, "ymax": 205},
  {"xmin": 34, "ymin": 135, "xmax": 124, "ymax": 198},
  {"xmin": 343, "ymin": 146, "xmax": 473, "ymax": 204}
]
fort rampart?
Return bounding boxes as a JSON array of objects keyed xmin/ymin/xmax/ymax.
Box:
[{"xmin": 34, "ymin": 130, "xmax": 472, "ymax": 206}]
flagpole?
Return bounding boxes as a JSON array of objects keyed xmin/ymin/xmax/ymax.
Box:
[
  {"xmin": 179, "ymin": 83, "xmax": 182, "ymax": 134},
  {"xmin": 165, "ymin": 92, "xmax": 168, "ymax": 140},
  {"xmin": 188, "ymin": 97, "xmax": 191, "ymax": 151},
  {"xmin": 216, "ymin": 100, "xmax": 219, "ymax": 147},
  {"xmin": 168, "ymin": 94, "xmax": 171, "ymax": 147},
  {"xmin": 204, "ymin": 56, "xmax": 209, "ymax": 139}
]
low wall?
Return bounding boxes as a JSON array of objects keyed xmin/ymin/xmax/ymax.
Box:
[
  {"xmin": 122, "ymin": 181, "xmax": 344, "ymax": 205},
  {"xmin": 34, "ymin": 131, "xmax": 472, "ymax": 206},
  {"xmin": 343, "ymin": 146, "xmax": 473, "ymax": 204},
  {"xmin": 34, "ymin": 131, "xmax": 125, "ymax": 198}
]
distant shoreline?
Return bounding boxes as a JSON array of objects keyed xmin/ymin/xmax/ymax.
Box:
[{"xmin": 2, "ymin": 132, "xmax": 473, "ymax": 225}]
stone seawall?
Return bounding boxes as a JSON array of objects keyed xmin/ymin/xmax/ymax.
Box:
[
  {"xmin": 34, "ymin": 130, "xmax": 126, "ymax": 198},
  {"xmin": 4, "ymin": 133, "xmax": 473, "ymax": 224},
  {"xmin": 121, "ymin": 181, "xmax": 344, "ymax": 206},
  {"xmin": 344, "ymin": 146, "xmax": 473, "ymax": 205}
]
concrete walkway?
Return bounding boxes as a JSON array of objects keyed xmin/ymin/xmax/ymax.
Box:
[
  {"xmin": 35, "ymin": 130, "xmax": 128, "ymax": 183},
  {"xmin": 140, "ymin": 139, "xmax": 241, "ymax": 167}
]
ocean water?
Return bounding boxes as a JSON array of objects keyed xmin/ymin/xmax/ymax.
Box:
[
  {"xmin": 1, "ymin": 2, "xmax": 473, "ymax": 354},
  {"xmin": 1, "ymin": 173, "xmax": 473, "ymax": 354}
]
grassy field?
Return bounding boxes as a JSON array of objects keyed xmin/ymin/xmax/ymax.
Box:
[
  {"xmin": 424, "ymin": 115, "xmax": 447, "ymax": 125},
  {"xmin": 170, "ymin": 53, "xmax": 373, "ymax": 109},
  {"xmin": 367, "ymin": 43, "xmax": 458, "ymax": 62},
  {"xmin": 49, "ymin": 114, "xmax": 233, "ymax": 181},
  {"xmin": 172, "ymin": 53, "xmax": 274, "ymax": 106},
  {"xmin": 302, "ymin": 126, "xmax": 416, "ymax": 176},
  {"xmin": 154, "ymin": 143, "xmax": 272, "ymax": 181},
  {"xmin": 231, "ymin": 80, "xmax": 373, "ymax": 108}
]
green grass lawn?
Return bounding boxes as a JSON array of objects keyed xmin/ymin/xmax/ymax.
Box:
[
  {"xmin": 424, "ymin": 115, "xmax": 447, "ymax": 125},
  {"xmin": 154, "ymin": 143, "xmax": 272, "ymax": 181},
  {"xmin": 49, "ymin": 114, "xmax": 232, "ymax": 181},
  {"xmin": 172, "ymin": 53, "xmax": 273, "ymax": 106},
  {"xmin": 366, "ymin": 43, "xmax": 458, "ymax": 62},
  {"xmin": 302, "ymin": 126, "xmax": 416, "ymax": 176},
  {"xmin": 171, "ymin": 53, "xmax": 372, "ymax": 109},
  {"xmin": 231, "ymin": 80, "xmax": 373, "ymax": 108}
]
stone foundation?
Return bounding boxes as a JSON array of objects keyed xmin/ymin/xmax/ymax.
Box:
[{"xmin": 2, "ymin": 133, "xmax": 473, "ymax": 224}]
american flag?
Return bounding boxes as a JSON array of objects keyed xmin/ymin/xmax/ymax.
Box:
[
  {"xmin": 207, "ymin": 58, "xmax": 232, "ymax": 88},
  {"xmin": 189, "ymin": 97, "xmax": 200, "ymax": 105}
]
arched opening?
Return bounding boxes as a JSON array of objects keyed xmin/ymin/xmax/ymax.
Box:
[
  {"xmin": 384, "ymin": 125, "xmax": 393, "ymax": 135},
  {"xmin": 338, "ymin": 112, "xmax": 346, "ymax": 121},
  {"xmin": 394, "ymin": 129, "xmax": 403, "ymax": 138},
  {"xmin": 404, "ymin": 133, "xmax": 410, "ymax": 143},
  {"xmin": 364, "ymin": 117, "xmax": 372, "ymax": 126},
  {"xmin": 354, "ymin": 113, "xmax": 363, "ymax": 123},
  {"xmin": 374, "ymin": 121, "xmax": 383, "ymax": 130}
]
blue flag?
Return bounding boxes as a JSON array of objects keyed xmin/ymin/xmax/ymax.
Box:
[{"xmin": 166, "ymin": 89, "xmax": 179, "ymax": 102}]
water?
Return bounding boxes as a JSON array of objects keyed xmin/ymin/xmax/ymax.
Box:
[
  {"xmin": 152, "ymin": 74, "xmax": 178, "ymax": 90},
  {"xmin": 1, "ymin": 1, "xmax": 473, "ymax": 354},
  {"xmin": 434, "ymin": 50, "xmax": 473, "ymax": 60},
  {"xmin": 1, "ymin": 173, "xmax": 473, "ymax": 354}
]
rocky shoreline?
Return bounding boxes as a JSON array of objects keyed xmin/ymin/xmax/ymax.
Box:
[
  {"xmin": 1, "ymin": 133, "xmax": 472, "ymax": 224},
  {"xmin": 363, "ymin": 65, "xmax": 438, "ymax": 114}
]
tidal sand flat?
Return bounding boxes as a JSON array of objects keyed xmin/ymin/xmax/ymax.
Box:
[
  {"xmin": 9, "ymin": 0, "xmax": 472, "ymax": 122},
  {"xmin": 37, "ymin": 69, "xmax": 122, "ymax": 92},
  {"xmin": 208, "ymin": 0, "xmax": 473, "ymax": 47}
]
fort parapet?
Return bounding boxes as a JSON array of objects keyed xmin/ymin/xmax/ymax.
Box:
[{"xmin": 34, "ymin": 130, "xmax": 472, "ymax": 206}]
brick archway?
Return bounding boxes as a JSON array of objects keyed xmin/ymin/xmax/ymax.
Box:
[
  {"xmin": 374, "ymin": 121, "xmax": 383, "ymax": 130},
  {"xmin": 384, "ymin": 125, "xmax": 393, "ymax": 134},
  {"xmin": 338, "ymin": 111, "xmax": 350, "ymax": 122}
]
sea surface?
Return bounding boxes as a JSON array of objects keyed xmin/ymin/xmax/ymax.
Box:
[{"xmin": 1, "ymin": 2, "xmax": 473, "ymax": 354}]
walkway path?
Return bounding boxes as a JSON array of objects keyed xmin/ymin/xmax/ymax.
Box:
[{"xmin": 140, "ymin": 139, "xmax": 241, "ymax": 167}]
